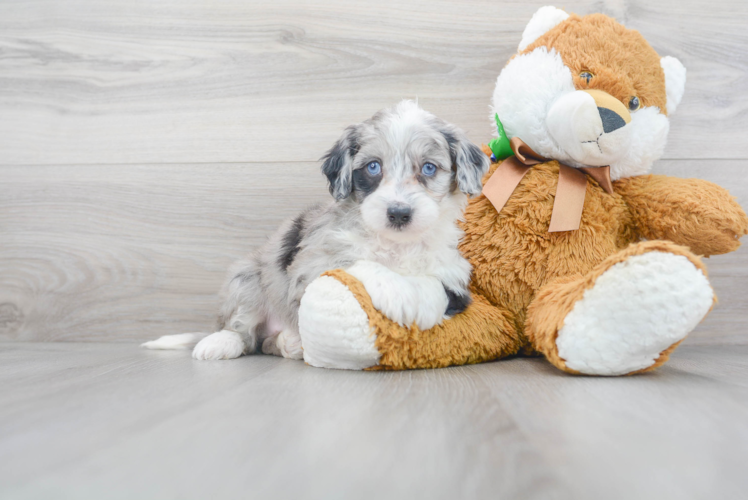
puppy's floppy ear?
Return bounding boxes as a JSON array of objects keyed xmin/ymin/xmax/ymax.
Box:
[
  {"xmin": 321, "ymin": 125, "xmax": 360, "ymax": 200},
  {"xmin": 443, "ymin": 127, "xmax": 490, "ymax": 197}
]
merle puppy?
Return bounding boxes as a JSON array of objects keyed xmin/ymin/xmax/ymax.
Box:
[{"xmin": 143, "ymin": 100, "xmax": 489, "ymax": 360}]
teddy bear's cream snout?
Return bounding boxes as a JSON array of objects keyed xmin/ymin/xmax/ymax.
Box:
[{"xmin": 546, "ymin": 89, "xmax": 633, "ymax": 167}]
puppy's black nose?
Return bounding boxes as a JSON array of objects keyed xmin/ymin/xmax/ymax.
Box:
[{"xmin": 387, "ymin": 204, "xmax": 412, "ymax": 228}]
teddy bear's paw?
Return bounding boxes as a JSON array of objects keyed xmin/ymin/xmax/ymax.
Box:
[
  {"xmin": 298, "ymin": 275, "xmax": 381, "ymax": 370},
  {"xmin": 556, "ymin": 251, "xmax": 714, "ymax": 375}
]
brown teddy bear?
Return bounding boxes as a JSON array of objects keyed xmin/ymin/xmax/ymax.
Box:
[{"xmin": 297, "ymin": 7, "xmax": 748, "ymax": 375}]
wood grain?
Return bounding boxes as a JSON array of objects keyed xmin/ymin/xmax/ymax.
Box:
[
  {"xmin": 0, "ymin": 0, "xmax": 746, "ymax": 165},
  {"xmin": 0, "ymin": 162, "xmax": 329, "ymax": 341},
  {"xmin": 1, "ymin": 342, "xmax": 746, "ymax": 499}
]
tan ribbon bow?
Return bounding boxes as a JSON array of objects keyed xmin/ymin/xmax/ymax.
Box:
[{"xmin": 481, "ymin": 137, "xmax": 614, "ymax": 232}]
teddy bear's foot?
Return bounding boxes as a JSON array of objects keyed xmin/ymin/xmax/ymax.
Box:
[
  {"xmin": 527, "ymin": 241, "xmax": 715, "ymax": 376},
  {"xmin": 557, "ymin": 251, "xmax": 713, "ymax": 375},
  {"xmin": 298, "ymin": 274, "xmax": 381, "ymax": 370}
]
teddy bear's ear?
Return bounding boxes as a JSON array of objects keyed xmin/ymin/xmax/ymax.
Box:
[
  {"xmin": 661, "ymin": 56, "xmax": 687, "ymax": 115},
  {"xmin": 518, "ymin": 6, "xmax": 569, "ymax": 52}
]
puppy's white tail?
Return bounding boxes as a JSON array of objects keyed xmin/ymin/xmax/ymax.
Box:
[{"xmin": 140, "ymin": 332, "xmax": 209, "ymax": 350}]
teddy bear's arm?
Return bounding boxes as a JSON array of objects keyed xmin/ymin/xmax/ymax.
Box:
[
  {"xmin": 300, "ymin": 269, "xmax": 524, "ymax": 370},
  {"xmin": 370, "ymin": 291, "xmax": 523, "ymax": 370},
  {"xmin": 615, "ymin": 174, "xmax": 748, "ymax": 256}
]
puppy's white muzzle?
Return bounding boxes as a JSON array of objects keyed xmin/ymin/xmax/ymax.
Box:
[{"xmin": 362, "ymin": 182, "xmax": 440, "ymax": 242}]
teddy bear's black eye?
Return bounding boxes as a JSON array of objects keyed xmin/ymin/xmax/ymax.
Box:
[
  {"xmin": 628, "ymin": 96, "xmax": 641, "ymax": 111},
  {"xmin": 579, "ymin": 71, "xmax": 594, "ymax": 84}
]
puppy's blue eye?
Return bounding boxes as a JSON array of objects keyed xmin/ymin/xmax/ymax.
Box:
[
  {"xmin": 366, "ymin": 161, "xmax": 381, "ymax": 176},
  {"xmin": 421, "ymin": 163, "xmax": 437, "ymax": 177}
]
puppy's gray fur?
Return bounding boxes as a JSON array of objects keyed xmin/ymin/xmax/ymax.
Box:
[{"xmin": 142, "ymin": 100, "xmax": 489, "ymax": 360}]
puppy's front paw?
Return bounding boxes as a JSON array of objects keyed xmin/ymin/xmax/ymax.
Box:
[
  {"xmin": 346, "ymin": 261, "xmax": 448, "ymax": 330},
  {"xmin": 411, "ymin": 283, "xmax": 451, "ymax": 330},
  {"xmin": 192, "ymin": 330, "xmax": 246, "ymax": 361},
  {"xmin": 369, "ymin": 286, "xmax": 420, "ymax": 328},
  {"xmin": 347, "ymin": 261, "xmax": 416, "ymax": 327},
  {"xmin": 394, "ymin": 278, "xmax": 451, "ymax": 330},
  {"xmin": 414, "ymin": 300, "xmax": 448, "ymax": 331}
]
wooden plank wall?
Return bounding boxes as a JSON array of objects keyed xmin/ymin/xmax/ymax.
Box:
[{"xmin": 1, "ymin": 0, "xmax": 746, "ymax": 342}]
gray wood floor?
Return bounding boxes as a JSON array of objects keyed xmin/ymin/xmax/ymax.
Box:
[{"xmin": 2, "ymin": 342, "xmax": 747, "ymax": 500}]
